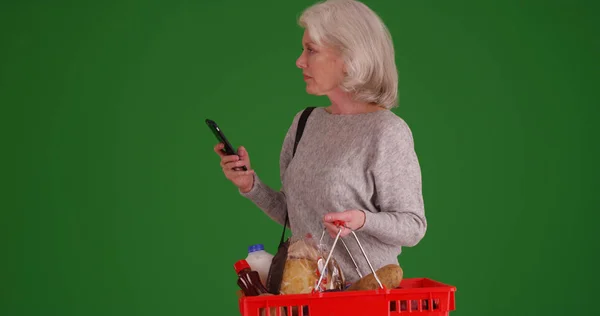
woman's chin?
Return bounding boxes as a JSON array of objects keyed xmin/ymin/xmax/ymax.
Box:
[{"xmin": 305, "ymin": 86, "xmax": 325, "ymax": 96}]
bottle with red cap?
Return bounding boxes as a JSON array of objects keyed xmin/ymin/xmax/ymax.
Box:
[{"xmin": 234, "ymin": 259, "xmax": 270, "ymax": 296}]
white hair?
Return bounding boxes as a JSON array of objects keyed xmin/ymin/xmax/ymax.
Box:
[{"xmin": 298, "ymin": 0, "xmax": 399, "ymax": 109}]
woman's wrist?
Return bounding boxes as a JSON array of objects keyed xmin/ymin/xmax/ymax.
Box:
[
  {"xmin": 356, "ymin": 210, "xmax": 366, "ymax": 230},
  {"xmin": 239, "ymin": 178, "xmax": 255, "ymax": 194}
]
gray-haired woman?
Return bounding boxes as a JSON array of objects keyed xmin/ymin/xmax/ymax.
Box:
[{"xmin": 214, "ymin": 0, "xmax": 427, "ymax": 285}]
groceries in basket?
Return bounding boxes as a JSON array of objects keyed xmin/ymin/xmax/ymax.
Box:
[
  {"xmin": 234, "ymin": 223, "xmax": 456, "ymax": 316},
  {"xmin": 234, "ymin": 259, "xmax": 270, "ymax": 296},
  {"xmin": 279, "ymin": 233, "xmax": 345, "ymax": 295},
  {"xmin": 244, "ymin": 244, "xmax": 274, "ymax": 287},
  {"xmin": 234, "ymin": 221, "xmax": 405, "ymax": 298},
  {"xmin": 347, "ymin": 264, "xmax": 403, "ymax": 291}
]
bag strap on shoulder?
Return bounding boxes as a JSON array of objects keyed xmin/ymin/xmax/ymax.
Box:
[{"xmin": 292, "ymin": 107, "xmax": 316, "ymax": 157}]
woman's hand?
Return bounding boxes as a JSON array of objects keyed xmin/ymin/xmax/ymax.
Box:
[
  {"xmin": 323, "ymin": 210, "xmax": 366, "ymax": 238},
  {"xmin": 214, "ymin": 143, "xmax": 255, "ymax": 193}
]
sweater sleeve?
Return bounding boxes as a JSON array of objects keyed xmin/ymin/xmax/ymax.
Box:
[
  {"xmin": 358, "ymin": 119, "xmax": 427, "ymax": 247},
  {"xmin": 239, "ymin": 112, "xmax": 301, "ymax": 226}
]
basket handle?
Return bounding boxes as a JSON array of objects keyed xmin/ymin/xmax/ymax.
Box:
[
  {"xmin": 326, "ymin": 221, "xmax": 364, "ymax": 279},
  {"xmin": 315, "ymin": 221, "xmax": 384, "ymax": 291}
]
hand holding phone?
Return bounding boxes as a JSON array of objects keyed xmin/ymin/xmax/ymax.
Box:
[
  {"xmin": 208, "ymin": 119, "xmax": 255, "ymax": 192},
  {"xmin": 206, "ymin": 119, "xmax": 247, "ymax": 171}
]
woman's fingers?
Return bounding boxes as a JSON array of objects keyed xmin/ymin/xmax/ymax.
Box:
[
  {"xmin": 236, "ymin": 146, "xmax": 251, "ymax": 170},
  {"xmin": 213, "ymin": 143, "xmax": 227, "ymax": 157},
  {"xmin": 238, "ymin": 146, "xmax": 249, "ymax": 161},
  {"xmin": 219, "ymin": 155, "xmax": 240, "ymax": 167},
  {"xmin": 324, "ymin": 221, "xmax": 350, "ymax": 239},
  {"xmin": 224, "ymin": 167, "xmax": 254, "ymax": 179},
  {"xmin": 324, "ymin": 222, "xmax": 338, "ymax": 239},
  {"xmin": 222, "ymin": 159, "xmax": 246, "ymax": 170}
]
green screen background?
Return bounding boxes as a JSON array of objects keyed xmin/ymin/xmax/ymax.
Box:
[{"xmin": 1, "ymin": 0, "xmax": 598, "ymax": 315}]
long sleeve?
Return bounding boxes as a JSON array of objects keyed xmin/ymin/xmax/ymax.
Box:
[
  {"xmin": 239, "ymin": 112, "xmax": 302, "ymax": 226},
  {"xmin": 238, "ymin": 173, "xmax": 288, "ymax": 226},
  {"xmin": 359, "ymin": 119, "xmax": 427, "ymax": 247}
]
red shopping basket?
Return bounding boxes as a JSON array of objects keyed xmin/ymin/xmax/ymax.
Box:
[
  {"xmin": 239, "ymin": 222, "xmax": 456, "ymax": 315},
  {"xmin": 238, "ymin": 277, "xmax": 456, "ymax": 316}
]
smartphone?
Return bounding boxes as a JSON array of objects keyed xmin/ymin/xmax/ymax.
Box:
[{"xmin": 205, "ymin": 119, "xmax": 247, "ymax": 171}]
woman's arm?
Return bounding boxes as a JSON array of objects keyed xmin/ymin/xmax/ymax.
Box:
[
  {"xmin": 239, "ymin": 173, "xmax": 288, "ymax": 226},
  {"xmin": 359, "ymin": 119, "xmax": 427, "ymax": 247}
]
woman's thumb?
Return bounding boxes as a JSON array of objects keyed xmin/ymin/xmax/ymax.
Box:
[{"xmin": 238, "ymin": 146, "xmax": 249, "ymax": 159}]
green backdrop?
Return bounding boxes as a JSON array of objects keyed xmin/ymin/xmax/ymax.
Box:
[{"xmin": 2, "ymin": 0, "xmax": 598, "ymax": 315}]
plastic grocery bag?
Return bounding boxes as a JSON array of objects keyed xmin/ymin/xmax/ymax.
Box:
[{"xmin": 279, "ymin": 233, "xmax": 345, "ymax": 295}]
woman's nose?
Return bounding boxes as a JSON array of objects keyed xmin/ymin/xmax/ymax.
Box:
[{"xmin": 296, "ymin": 52, "xmax": 306, "ymax": 69}]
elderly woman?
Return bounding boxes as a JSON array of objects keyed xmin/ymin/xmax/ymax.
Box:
[{"xmin": 214, "ymin": 0, "xmax": 426, "ymax": 285}]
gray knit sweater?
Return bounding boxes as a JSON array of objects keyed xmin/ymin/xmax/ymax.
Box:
[{"xmin": 241, "ymin": 107, "xmax": 427, "ymax": 284}]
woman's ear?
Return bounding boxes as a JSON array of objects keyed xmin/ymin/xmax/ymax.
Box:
[{"xmin": 341, "ymin": 60, "xmax": 348, "ymax": 76}]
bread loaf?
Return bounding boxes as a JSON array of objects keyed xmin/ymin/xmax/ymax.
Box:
[
  {"xmin": 279, "ymin": 258, "xmax": 318, "ymax": 295},
  {"xmin": 347, "ymin": 264, "xmax": 403, "ymax": 291}
]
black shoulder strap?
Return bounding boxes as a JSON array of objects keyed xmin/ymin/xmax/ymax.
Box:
[
  {"xmin": 292, "ymin": 107, "xmax": 316, "ymax": 157},
  {"xmin": 280, "ymin": 107, "xmax": 315, "ymax": 244}
]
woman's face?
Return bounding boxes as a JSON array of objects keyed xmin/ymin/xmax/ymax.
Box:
[{"xmin": 296, "ymin": 30, "xmax": 345, "ymax": 96}]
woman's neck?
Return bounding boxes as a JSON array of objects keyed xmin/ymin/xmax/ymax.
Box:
[{"xmin": 325, "ymin": 89, "xmax": 385, "ymax": 114}]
